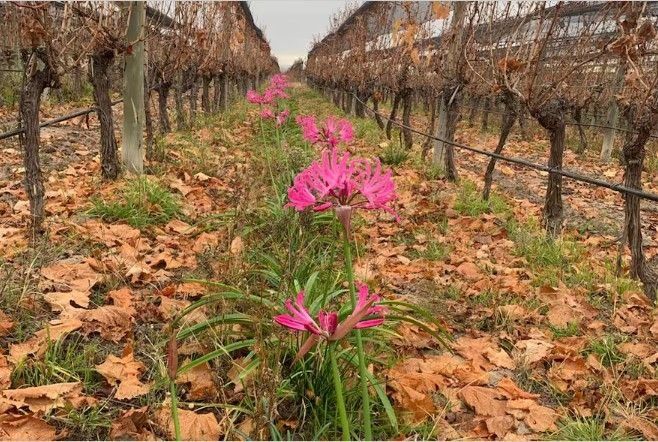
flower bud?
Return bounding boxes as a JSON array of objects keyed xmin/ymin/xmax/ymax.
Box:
[
  {"xmin": 335, "ymin": 205, "xmax": 353, "ymax": 236},
  {"xmin": 166, "ymin": 334, "xmax": 179, "ymax": 379}
]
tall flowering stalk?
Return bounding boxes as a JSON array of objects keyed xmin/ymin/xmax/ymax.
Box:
[
  {"xmin": 275, "ymin": 287, "xmax": 386, "ymax": 440},
  {"xmin": 246, "ymin": 74, "xmax": 291, "ymax": 190},
  {"xmin": 284, "ymin": 146, "xmax": 397, "ymax": 440}
]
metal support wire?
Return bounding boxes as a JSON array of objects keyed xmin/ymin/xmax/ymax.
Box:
[{"xmin": 333, "ymin": 87, "xmax": 658, "ymax": 203}]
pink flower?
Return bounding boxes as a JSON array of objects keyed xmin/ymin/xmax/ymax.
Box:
[
  {"xmin": 286, "ymin": 148, "xmax": 397, "ymax": 218},
  {"xmin": 324, "ymin": 116, "xmax": 354, "ymax": 148},
  {"xmin": 246, "ymin": 75, "xmax": 289, "ymax": 107},
  {"xmin": 270, "ymin": 73, "xmax": 288, "ymax": 90},
  {"xmin": 296, "ymin": 115, "xmax": 354, "ymax": 148},
  {"xmin": 276, "ymin": 109, "xmax": 290, "ymax": 127},
  {"xmin": 246, "ymin": 90, "xmax": 263, "ymax": 104},
  {"xmin": 260, "ymin": 107, "xmax": 275, "ymax": 119},
  {"xmin": 274, "ymin": 285, "xmax": 385, "ymax": 360},
  {"xmin": 296, "ymin": 115, "xmax": 320, "ymax": 143},
  {"xmin": 265, "ymin": 87, "xmax": 288, "ymax": 101}
]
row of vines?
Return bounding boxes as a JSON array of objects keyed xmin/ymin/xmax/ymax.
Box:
[
  {"xmin": 0, "ymin": 1, "xmax": 277, "ymax": 230},
  {"xmin": 305, "ymin": 1, "xmax": 658, "ymax": 299}
]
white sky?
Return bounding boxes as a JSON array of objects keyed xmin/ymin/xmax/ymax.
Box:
[{"xmin": 250, "ymin": 0, "xmax": 358, "ymax": 69}]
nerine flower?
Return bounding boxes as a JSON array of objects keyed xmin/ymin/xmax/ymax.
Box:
[
  {"xmin": 276, "ymin": 109, "xmax": 290, "ymax": 127},
  {"xmin": 274, "ymin": 285, "xmax": 385, "ymax": 359},
  {"xmin": 260, "ymin": 107, "xmax": 275, "ymax": 119},
  {"xmin": 270, "ymin": 73, "xmax": 288, "ymax": 90},
  {"xmin": 296, "ymin": 115, "xmax": 354, "ymax": 148},
  {"xmin": 246, "ymin": 74, "xmax": 289, "ymax": 105},
  {"xmin": 246, "ymin": 90, "xmax": 265, "ymax": 104},
  {"xmin": 296, "ymin": 115, "xmax": 320, "ymax": 143},
  {"xmin": 286, "ymin": 148, "xmax": 397, "ymax": 218}
]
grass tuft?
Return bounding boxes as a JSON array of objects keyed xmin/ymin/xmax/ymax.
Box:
[
  {"xmin": 412, "ymin": 240, "xmax": 451, "ymax": 262},
  {"xmin": 587, "ymin": 335, "xmax": 625, "ymax": 367},
  {"xmin": 379, "ymin": 142, "xmax": 409, "ymax": 166},
  {"xmin": 88, "ymin": 177, "xmax": 181, "ymax": 228},
  {"xmin": 551, "ymin": 417, "xmax": 632, "ymax": 441},
  {"xmin": 454, "ymin": 180, "xmax": 509, "ymax": 216}
]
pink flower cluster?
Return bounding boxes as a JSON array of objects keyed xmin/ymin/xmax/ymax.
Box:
[
  {"xmin": 296, "ymin": 115, "xmax": 354, "ymax": 149},
  {"xmin": 275, "ymin": 285, "xmax": 386, "ymax": 359},
  {"xmin": 259, "ymin": 108, "xmax": 290, "ymax": 126},
  {"xmin": 246, "ymin": 74, "xmax": 290, "ymax": 126},
  {"xmin": 286, "ymin": 148, "xmax": 397, "ymax": 217},
  {"xmin": 246, "ymin": 74, "xmax": 289, "ymax": 105}
]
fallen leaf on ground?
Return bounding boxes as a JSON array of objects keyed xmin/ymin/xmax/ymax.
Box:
[
  {"xmin": 0, "ymin": 355, "xmax": 11, "ymax": 390},
  {"xmin": 459, "ymin": 386, "xmax": 507, "ymax": 416},
  {"xmin": 177, "ymin": 361, "xmax": 217, "ymax": 401},
  {"xmin": 40, "ymin": 256, "xmax": 102, "ymax": 293},
  {"xmin": 0, "ymin": 311, "xmax": 13, "ymax": 338},
  {"xmin": 0, "ymin": 382, "xmax": 92, "ymax": 413},
  {"xmin": 8, "ymin": 318, "xmax": 83, "ymax": 364},
  {"xmin": 109, "ymin": 407, "xmax": 156, "ymax": 440},
  {"xmin": 485, "ymin": 415, "xmax": 515, "ymax": 438},
  {"xmin": 0, "ymin": 414, "xmax": 57, "ymax": 440},
  {"xmin": 230, "ymin": 236, "xmax": 244, "ymax": 255},
  {"xmin": 155, "ymin": 407, "xmax": 222, "ymax": 440},
  {"xmin": 455, "ymin": 261, "xmax": 482, "ymax": 280},
  {"xmin": 96, "ymin": 345, "xmax": 151, "ymax": 400},
  {"xmin": 43, "ymin": 291, "xmax": 90, "ymax": 313},
  {"xmin": 620, "ymin": 416, "xmax": 658, "ymax": 440}
]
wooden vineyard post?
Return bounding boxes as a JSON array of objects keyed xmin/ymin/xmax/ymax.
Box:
[{"xmin": 122, "ymin": 1, "xmax": 145, "ymax": 174}]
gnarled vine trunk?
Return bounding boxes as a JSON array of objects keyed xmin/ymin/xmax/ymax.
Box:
[
  {"xmin": 441, "ymin": 84, "xmax": 461, "ymax": 182},
  {"xmin": 174, "ymin": 71, "xmax": 187, "ymax": 130},
  {"xmin": 213, "ymin": 74, "xmax": 221, "ymax": 112},
  {"xmin": 401, "ymin": 91, "xmax": 413, "ymax": 149},
  {"xmin": 574, "ymin": 107, "xmax": 587, "ymax": 155},
  {"xmin": 531, "ymin": 98, "xmax": 569, "ymax": 237},
  {"xmin": 19, "ymin": 49, "xmax": 59, "ymax": 232},
  {"xmin": 372, "ymin": 94, "xmax": 385, "ymax": 130},
  {"xmin": 89, "ymin": 49, "xmax": 119, "ymax": 180},
  {"xmin": 483, "ymin": 90, "xmax": 518, "ymax": 200},
  {"xmin": 219, "ymin": 73, "xmax": 228, "ymax": 111},
  {"xmin": 201, "ymin": 75, "xmax": 211, "ymax": 114},
  {"xmin": 422, "ymin": 96, "xmax": 437, "ymax": 161},
  {"xmin": 386, "ymin": 92, "xmax": 402, "ymax": 140},
  {"xmin": 621, "ymin": 107, "xmax": 658, "ymax": 300},
  {"xmin": 157, "ymin": 83, "xmax": 171, "ymax": 133},
  {"xmin": 189, "ymin": 75, "xmax": 198, "ymax": 126}
]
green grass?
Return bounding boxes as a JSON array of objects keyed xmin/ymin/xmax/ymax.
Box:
[
  {"xmin": 550, "ymin": 417, "xmax": 633, "ymax": 441},
  {"xmin": 48, "ymin": 404, "xmax": 113, "ymax": 440},
  {"xmin": 549, "ymin": 322, "xmax": 581, "ymax": 338},
  {"xmin": 454, "ymin": 180, "xmax": 509, "ymax": 216},
  {"xmin": 353, "ymin": 117, "xmax": 382, "ymax": 144},
  {"xmin": 156, "ymin": 87, "xmax": 455, "ymax": 440},
  {"xmin": 11, "ymin": 334, "xmax": 106, "ymax": 392},
  {"xmin": 586, "ymin": 335, "xmax": 625, "ymax": 367},
  {"xmin": 423, "ymin": 162, "xmax": 445, "ymax": 181},
  {"xmin": 379, "ymin": 141, "xmax": 409, "ymax": 166},
  {"xmin": 88, "ymin": 177, "xmax": 181, "ymax": 228},
  {"xmin": 413, "ymin": 240, "xmax": 451, "ymax": 261},
  {"xmin": 506, "ymin": 218, "xmax": 581, "ymax": 271}
]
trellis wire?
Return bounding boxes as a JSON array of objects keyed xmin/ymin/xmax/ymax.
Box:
[{"xmin": 339, "ymin": 88, "xmax": 658, "ymax": 203}]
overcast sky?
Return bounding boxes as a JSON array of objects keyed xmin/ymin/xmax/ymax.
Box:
[{"xmin": 250, "ymin": 0, "xmax": 356, "ymax": 70}]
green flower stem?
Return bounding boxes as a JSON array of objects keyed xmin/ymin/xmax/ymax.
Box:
[
  {"xmin": 259, "ymin": 114, "xmax": 277, "ymax": 195},
  {"xmin": 329, "ymin": 343, "xmax": 350, "ymax": 441},
  {"xmin": 169, "ymin": 379, "xmax": 182, "ymax": 441},
  {"xmin": 342, "ymin": 232, "xmax": 373, "ymax": 440}
]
